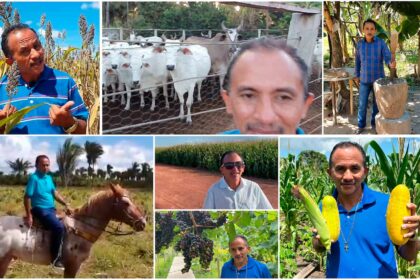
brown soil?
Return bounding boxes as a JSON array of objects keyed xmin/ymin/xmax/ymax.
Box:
[{"xmin": 155, "ymin": 164, "xmax": 278, "ymax": 209}]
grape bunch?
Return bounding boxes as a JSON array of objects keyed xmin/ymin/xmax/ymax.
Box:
[{"xmin": 155, "ymin": 212, "xmax": 176, "ymax": 253}]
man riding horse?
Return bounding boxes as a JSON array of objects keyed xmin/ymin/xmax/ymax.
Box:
[{"xmin": 23, "ymin": 154, "xmax": 72, "ymax": 269}]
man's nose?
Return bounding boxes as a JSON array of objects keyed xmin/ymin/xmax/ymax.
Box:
[
  {"xmin": 254, "ymin": 96, "xmax": 277, "ymax": 124},
  {"xmin": 342, "ymin": 169, "xmax": 353, "ymax": 180}
]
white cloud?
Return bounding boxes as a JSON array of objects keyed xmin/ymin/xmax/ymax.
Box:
[
  {"xmin": 81, "ymin": 2, "xmax": 100, "ymax": 10},
  {"xmin": 38, "ymin": 28, "xmax": 62, "ymax": 39}
]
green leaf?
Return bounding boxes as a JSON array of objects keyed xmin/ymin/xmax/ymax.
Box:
[
  {"xmin": 0, "ymin": 103, "xmax": 47, "ymax": 134},
  {"xmin": 63, "ymin": 47, "xmax": 79, "ymax": 61},
  {"xmin": 366, "ymin": 140, "xmax": 396, "ymax": 190}
]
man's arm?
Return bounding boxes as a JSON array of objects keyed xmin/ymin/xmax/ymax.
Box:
[
  {"xmin": 354, "ymin": 43, "xmax": 361, "ymax": 80},
  {"xmin": 397, "ymin": 203, "xmax": 419, "ymax": 261},
  {"xmin": 203, "ymin": 188, "xmax": 215, "ymax": 209},
  {"xmin": 382, "ymin": 39, "xmax": 392, "ymax": 66},
  {"xmin": 49, "ymin": 101, "xmax": 87, "ymax": 134},
  {"xmin": 0, "ymin": 103, "xmax": 17, "ymax": 133},
  {"xmin": 255, "ymin": 184, "xmax": 273, "ymax": 210},
  {"xmin": 23, "ymin": 194, "xmax": 33, "ymax": 227},
  {"xmin": 53, "ymin": 190, "xmax": 70, "ymax": 208}
]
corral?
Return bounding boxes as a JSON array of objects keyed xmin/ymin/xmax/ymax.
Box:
[{"xmin": 102, "ymin": 2, "xmax": 322, "ymax": 134}]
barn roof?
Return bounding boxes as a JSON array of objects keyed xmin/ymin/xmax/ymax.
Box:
[{"xmin": 220, "ymin": 1, "xmax": 320, "ymax": 14}]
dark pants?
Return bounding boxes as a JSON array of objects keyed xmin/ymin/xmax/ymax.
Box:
[
  {"xmin": 31, "ymin": 207, "xmax": 65, "ymax": 263},
  {"xmin": 358, "ymin": 82, "xmax": 379, "ymax": 129}
]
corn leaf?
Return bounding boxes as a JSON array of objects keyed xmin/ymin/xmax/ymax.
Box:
[
  {"xmin": 366, "ymin": 140, "xmax": 396, "ymax": 191},
  {"xmin": 0, "ymin": 103, "xmax": 46, "ymax": 134}
]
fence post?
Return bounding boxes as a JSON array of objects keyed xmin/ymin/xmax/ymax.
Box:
[
  {"xmin": 119, "ymin": 28, "xmax": 123, "ymax": 40},
  {"xmin": 154, "ymin": 29, "xmax": 158, "ymax": 37},
  {"xmin": 258, "ymin": 29, "xmax": 261, "ymax": 38}
]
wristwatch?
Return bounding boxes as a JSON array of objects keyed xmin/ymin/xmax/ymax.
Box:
[{"xmin": 64, "ymin": 117, "xmax": 79, "ymax": 134}]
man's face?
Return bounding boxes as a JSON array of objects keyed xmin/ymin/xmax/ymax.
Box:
[
  {"xmin": 221, "ymin": 49, "xmax": 314, "ymax": 134},
  {"xmin": 6, "ymin": 28, "xmax": 45, "ymax": 82},
  {"xmin": 36, "ymin": 157, "xmax": 50, "ymax": 174},
  {"xmin": 220, "ymin": 153, "xmax": 245, "ymax": 182},
  {"xmin": 229, "ymin": 238, "xmax": 250, "ymax": 264},
  {"xmin": 363, "ymin": 22, "xmax": 376, "ymax": 41},
  {"xmin": 328, "ymin": 147, "xmax": 368, "ymax": 197}
]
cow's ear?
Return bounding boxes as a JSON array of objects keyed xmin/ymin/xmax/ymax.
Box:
[
  {"xmin": 237, "ymin": 35, "xmax": 243, "ymax": 40},
  {"xmin": 220, "ymin": 34, "xmax": 227, "ymax": 41},
  {"xmin": 182, "ymin": 48, "xmax": 192, "ymax": 55}
]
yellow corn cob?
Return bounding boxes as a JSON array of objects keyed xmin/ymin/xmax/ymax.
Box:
[
  {"xmin": 386, "ymin": 184, "xmax": 411, "ymax": 245},
  {"xmin": 322, "ymin": 195, "xmax": 340, "ymax": 242},
  {"xmin": 292, "ymin": 185, "xmax": 331, "ymax": 252}
]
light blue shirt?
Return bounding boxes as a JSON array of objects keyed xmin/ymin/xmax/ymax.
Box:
[
  {"xmin": 203, "ymin": 177, "xmax": 273, "ymax": 209},
  {"xmin": 25, "ymin": 171, "xmax": 56, "ymax": 209}
]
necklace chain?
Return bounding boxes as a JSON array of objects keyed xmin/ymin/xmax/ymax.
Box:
[{"xmin": 340, "ymin": 192, "xmax": 363, "ymax": 253}]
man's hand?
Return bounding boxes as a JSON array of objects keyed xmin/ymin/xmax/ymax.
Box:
[
  {"xmin": 64, "ymin": 204, "xmax": 74, "ymax": 216},
  {"xmin": 403, "ymin": 203, "xmax": 419, "ymax": 239},
  {"xmin": 353, "ymin": 77, "xmax": 360, "ymax": 87},
  {"xmin": 24, "ymin": 215, "xmax": 33, "ymax": 228},
  {"xmin": 49, "ymin": 101, "xmax": 75, "ymax": 128},
  {"xmin": 312, "ymin": 228, "xmax": 326, "ymax": 253},
  {"xmin": 0, "ymin": 103, "xmax": 17, "ymax": 120},
  {"xmin": 389, "ymin": 60, "xmax": 397, "ymax": 69}
]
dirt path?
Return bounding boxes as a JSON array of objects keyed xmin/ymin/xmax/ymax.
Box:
[
  {"xmin": 167, "ymin": 256, "xmax": 195, "ymax": 278},
  {"xmin": 155, "ymin": 164, "xmax": 278, "ymax": 209}
]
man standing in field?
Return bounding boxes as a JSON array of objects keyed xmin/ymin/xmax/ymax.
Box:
[
  {"xmin": 0, "ymin": 23, "xmax": 89, "ymax": 134},
  {"xmin": 221, "ymin": 235, "xmax": 272, "ymax": 278},
  {"xmin": 221, "ymin": 37, "xmax": 314, "ymax": 134},
  {"xmin": 312, "ymin": 141, "xmax": 418, "ymax": 277},
  {"xmin": 24, "ymin": 155, "xmax": 72, "ymax": 269},
  {"xmin": 203, "ymin": 151, "xmax": 272, "ymax": 209},
  {"xmin": 354, "ymin": 19, "xmax": 396, "ymax": 134}
]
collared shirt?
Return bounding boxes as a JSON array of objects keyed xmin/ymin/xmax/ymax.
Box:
[
  {"xmin": 203, "ymin": 177, "xmax": 273, "ymax": 209},
  {"xmin": 324, "ymin": 183, "xmax": 398, "ymax": 278},
  {"xmin": 221, "ymin": 127, "xmax": 305, "ymax": 134},
  {"xmin": 0, "ymin": 65, "xmax": 89, "ymax": 134},
  {"xmin": 355, "ymin": 36, "xmax": 391, "ymax": 83},
  {"xmin": 221, "ymin": 256, "xmax": 272, "ymax": 278},
  {"xmin": 25, "ymin": 171, "xmax": 56, "ymax": 209}
]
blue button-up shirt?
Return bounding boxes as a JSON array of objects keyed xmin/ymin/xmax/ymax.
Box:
[
  {"xmin": 0, "ymin": 65, "xmax": 89, "ymax": 134},
  {"xmin": 221, "ymin": 256, "xmax": 272, "ymax": 278},
  {"xmin": 355, "ymin": 36, "xmax": 391, "ymax": 83},
  {"xmin": 323, "ymin": 183, "xmax": 398, "ymax": 278}
]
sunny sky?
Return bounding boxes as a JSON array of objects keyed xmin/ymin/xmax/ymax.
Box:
[
  {"xmin": 155, "ymin": 135, "xmax": 277, "ymax": 148},
  {"xmin": 279, "ymin": 136, "xmax": 420, "ymax": 159},
  {"xmin": 2, "ymin": 2, "xmax": 100, "ymax": 49},
  {"xmin": 0, "ymin": 136, "xmax": 153, "ymax": 174}
]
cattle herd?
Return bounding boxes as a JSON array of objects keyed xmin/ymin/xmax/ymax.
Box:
[{"xmin": 102, "ymin": 22, "xmax": 242, "ymax": 125}]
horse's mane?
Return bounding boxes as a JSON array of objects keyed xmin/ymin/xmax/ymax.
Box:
[{"xmin": 74, "ymin": 185, "xmax": 127, "ymax": 217}]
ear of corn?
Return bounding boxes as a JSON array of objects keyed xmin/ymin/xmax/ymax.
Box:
[
  {"xmin": 322, "ymin": 195, "xmax": 340, "ymax": 242},
  {"xmin": 386, "ymin": 184, "xmax": 411, "ymax": 245},
  {"xmin": 292, "ymin": 185, "xmax": 331, "ymax": 252}
]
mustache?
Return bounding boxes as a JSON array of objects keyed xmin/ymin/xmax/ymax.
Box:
[{"xmin": 246, "ymin": 123, "xmax": 284, "ymax": 134}]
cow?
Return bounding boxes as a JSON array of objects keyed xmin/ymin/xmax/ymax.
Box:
[
  {"xmin": 166, "ymin": 45, "xmax": 211, "ymax": 124},
  {"xmin": 184, "ymin": 21, "xmax": 243, "ymax": 89},
  {"xmin": 102, "ymin": 49, "xmax": 119, "ymax": 103}
]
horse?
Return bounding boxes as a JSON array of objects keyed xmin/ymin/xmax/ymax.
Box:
[{"xmin": 0, "ymin": 183, "xmax": 147, "ymax": 278}]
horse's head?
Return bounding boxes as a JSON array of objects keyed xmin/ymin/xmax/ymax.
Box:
[{"xmin": 109, "ymin": 183, "xmax": 147, "ymax": 231}]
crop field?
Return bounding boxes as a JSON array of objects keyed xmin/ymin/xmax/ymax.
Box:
[
  {"xmin": 156, "ymin": 139, "xmax": 278, "ymax": 179},
  {"xmin": 0, "ymin": 186, "xmax": 153, "ymax": 278}
]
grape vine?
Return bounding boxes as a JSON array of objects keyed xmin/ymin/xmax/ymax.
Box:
[{"xmin": 156, "ymin": 211, "xmax": 226, "ymax": 273}]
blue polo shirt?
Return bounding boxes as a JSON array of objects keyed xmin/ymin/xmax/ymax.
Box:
[
  {"xmin": 221, "ymin": 127, "xmax": 304, "ymax": 134},
  {"xmin": 324, "ymin": 183, "xmax": 397, "ymax": 278},
  {"xmin": 221, "ymin": 256, "xmax": 272, "ymax": 278},
  {"xmin": 0, "ymin": 65, "xmax": 89, "ymax": 134},
  {"xmin": 25, "ymin": 171, "xmax": 56, "ymax": 209}
]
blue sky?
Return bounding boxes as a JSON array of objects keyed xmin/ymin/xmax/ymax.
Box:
[
  {"xmin": 155, "ymin": 135, "xmax": 277, "ymax": 148},
  {"xmin": 0, "ymin": 136, "xmax": 153, "ymax": 173},
  {"xmin": 5, "ymin": 2, "xmax": 99, "ymax": 49},
  {"xmin": 279, "ymin": 137, "xmax": 420, "ymax": 159}
]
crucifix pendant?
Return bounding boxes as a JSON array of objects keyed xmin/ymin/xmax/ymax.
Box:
[{"xmin": 344, "ymin": 242, "xmax": 349, "ymax": 252}]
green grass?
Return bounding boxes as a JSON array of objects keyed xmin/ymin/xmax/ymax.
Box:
[
  {"xmin": 0, "ymin": 185, "xmax": 153, "ymax": 278},
  {"xmin": 155, "ymin": 248, "xmax": 176, "ymax": 278}
]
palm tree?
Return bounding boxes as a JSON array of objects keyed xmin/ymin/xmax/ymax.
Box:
[
  {"xmin": 56, "ymin": 138, "xmax": 84, "ymax": 187},
  {"xmin": 106, "ymin": 164, "xmax": 113, "ymax": 179},
  {"xmin": 6, "ymin": 158, "xmax": 33, "ymax": 178},
  {"xmin": 128, "ymin": 162, "xmax": 140, "ymax": 181},
  {"xmin": 84, "ymin": 141, "xmax": 104, "ymax": 174}
]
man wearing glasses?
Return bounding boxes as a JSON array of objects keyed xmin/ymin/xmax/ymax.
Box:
[{"xmin": 203, "ymin": 151, "xmax": 272, "ymax": 209}]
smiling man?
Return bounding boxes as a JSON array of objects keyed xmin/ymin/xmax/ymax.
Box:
[
  {"xmin": 0, "ymin": 23, "xmax": 89, "ymax": 134},
  {"xmin": 312, "ymin": 141, "xmax": 419, "ymax": 278},
  {"xmin": 221, "ymin": 235, "xmax": 271, "ymax": 278},
  {"xmin": 221, "ymin": 37, "xmax": 314, "ymax": 134},
  {"xmin": 203, "ymin": 151, "xmax": 272, "ymax": 209}
]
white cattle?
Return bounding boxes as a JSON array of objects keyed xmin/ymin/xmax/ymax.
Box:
[
  {"xmin": 184, "ymin": 21, "xmax": 243, "ymax": 89},
  {"xmin": 166, "ymin": 45, "xmax": 211, "ymax": 124},
  {"xmin": 102, "ymin": 49, "xmax": 119, "ymax": 103},
  {"xmin": 116, "ymin": 50, "xmax": 134, "ymax": 108},
  {"xmin": 311, "ymin": 38, "xmax": 322, "ymax": 79}
]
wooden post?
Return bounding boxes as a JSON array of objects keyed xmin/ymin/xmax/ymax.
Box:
[{"xmin": 390, "ymin": 31, "xmax": 398, "ymax": 79}]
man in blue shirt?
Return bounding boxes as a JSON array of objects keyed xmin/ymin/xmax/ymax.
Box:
[
  {"xmin": 0, "ymin": 23, "xmax": 89, "ymax": 134},
  {"xmin": 221, "ymin": 37, "xmax": 314, "ymax": 134},
  {"xmin": 312, "ymin": 142, "xmax": 418, "ymax": 278},
  {"xmin": 355, "ymin": 19, "xmax": 395, "ymax": 134},
  {"xmin": 221, "ymin": 235, "xmax": 272, "ymax": 278},
  {"xmin": 24, "ymin": 155, "xmax": 72, "ymax": 269}
]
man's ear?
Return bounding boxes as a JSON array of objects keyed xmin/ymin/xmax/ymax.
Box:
[
  {"xmin": 221, "ymin": 89, "xmax": 232, "ymax": 114},
  {"xmin": 5, "ymin": 57, "xmax": 13, "ymax": 66},
  {"xmin": 300, "ymin": 92, "xmax": 315, "ymax": 120}
]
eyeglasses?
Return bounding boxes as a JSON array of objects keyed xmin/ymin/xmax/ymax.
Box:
[{"xmin": 222, "ymin": 161, "xmax": 245, "ymax": 170}]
